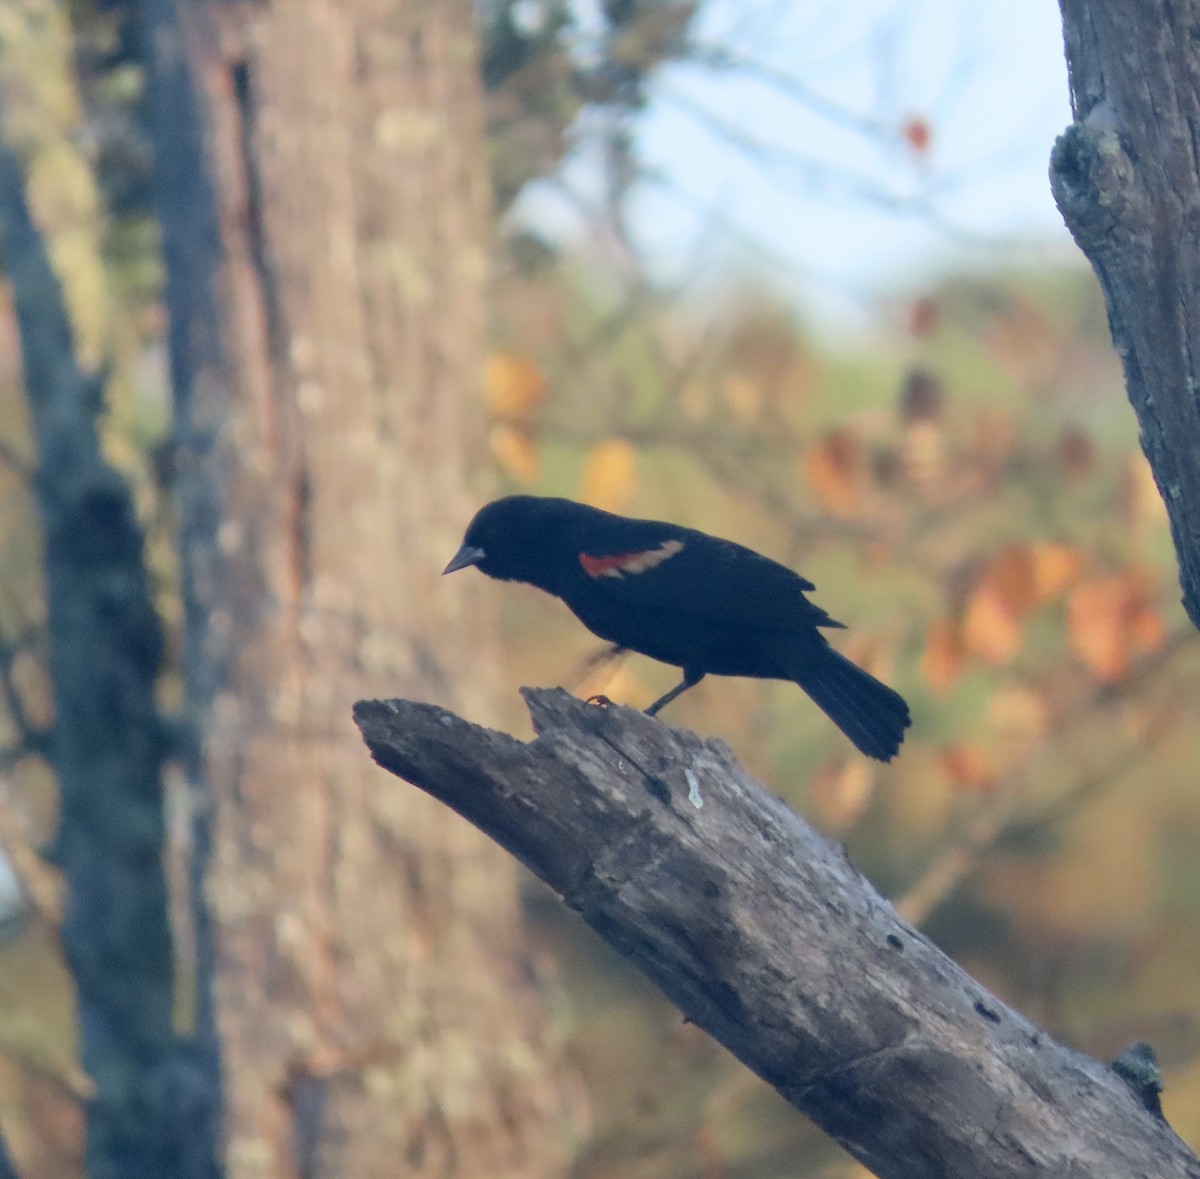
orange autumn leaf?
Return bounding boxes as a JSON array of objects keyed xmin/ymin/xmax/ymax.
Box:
[
  {"xmin": 1067, "ymin": 569, "xmax": 1165, "ymax": 683},
  {"xmin": 1129, "ymin": 607, "xmax": 1166, "ymax": 651},
  {"xmin": 1067, "ymin": 577, "xmax": 1128, "ymax": 682},
  {"xmin": 1030, "ymin": 543, "xmax": 1085, "ymax": 604},
  {"xmin": 962, "ymin": 545, "xmax": 1036, "ymax": 665},
  {"xmin": 922, "ymin": 617, "xmax": 965, "ymax": 695},
  {"xmin": 484, "ymin": 352, "xmax": 547, "ymax": 419},
  {"xmin": 580, "ymin": 439, "xmax": 637, "ymax": 512},
  {"xmin": 808, "ymin": 758, "xmax": 874, "ymax": 830},
  {"xmin": 804, "ymin": 427, "xmax": 864, "ymax": 515},
  {"xmin": 488, "ymin": 424, "xmax": 538, "ymax": 484},
  {"xmin": 939, "ymin": 742, "xmax": 997, "ymax": 794},
  {"xmin": 963, "ymin": 589, "xmax": 1023, "ymax": 665}
]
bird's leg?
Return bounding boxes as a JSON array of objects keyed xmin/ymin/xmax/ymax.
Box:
[{"xmin": 645, "ymin": 670, "xmax": 704, "ymax": 717}]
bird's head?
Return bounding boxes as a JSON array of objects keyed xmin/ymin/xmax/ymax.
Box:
[{"xmin": 443, "ymin": 495, "xmax": 573, "ymax": 585}]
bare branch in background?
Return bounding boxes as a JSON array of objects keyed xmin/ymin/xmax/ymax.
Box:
[{"xmin": 687, "ymin": 41, "xmax": 893, "ymax": 138}]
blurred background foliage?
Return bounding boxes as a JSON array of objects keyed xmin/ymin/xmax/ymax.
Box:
[
  {"xmin": 487, "ymin": 258, "xmax": 1200, "ymax": 1176},
  {"xmin": 0, "ymin": 1, "xmax": 1197, "ymax": 1177}
]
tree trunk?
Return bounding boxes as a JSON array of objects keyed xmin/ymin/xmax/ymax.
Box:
[
  {"xmin": 0, "ymin": 132, "xmax": 212, "ymax": 1179},
  {"xmin": 357, "ymin": 690, "xmax": 1200, "ymax": 1179},
  {"xmin": 1051, "ymin": 0, "xmax": 1200, "ymax": 630},
  {"xmin": 1, "ymin": 4, "xmax": 213, "ymax": 1173},
  {"xmin": 144, "ymin": 2, "xmax": 568, "ymax": 1175}
]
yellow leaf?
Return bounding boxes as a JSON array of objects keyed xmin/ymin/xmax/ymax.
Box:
[
  {"xmin": 484, "ymin": 352, "xmax": 546, "ymax": 419},
  {"xmin": 488, "ymin": 424, "xmax": 538, "ymax": 484},
  {"xmin": 580, "ymin": 439, "xmax": 637, "ymax": 512}
]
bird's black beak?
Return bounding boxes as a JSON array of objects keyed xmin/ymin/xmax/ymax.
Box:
[{"xmin": 443, "ymin": 543, "xmax": 486, "ymax": 575}]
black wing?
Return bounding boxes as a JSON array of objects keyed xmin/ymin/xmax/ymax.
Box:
[{"xmin": 570, "ymin": 522, "xmax": 844, "ymax": 632}]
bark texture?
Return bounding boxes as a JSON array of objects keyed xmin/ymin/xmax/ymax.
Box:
[
  {"xmin": 145, "ymin": 2, "xmax": 568, "ymax": 1175},
  {"xmin": 1052, "ymin": 0, "xmax": 1200, "ymax": 628},
  {"xmin": 356, "ymin": 689, "xmax": 1200, "ymax": 1179}
]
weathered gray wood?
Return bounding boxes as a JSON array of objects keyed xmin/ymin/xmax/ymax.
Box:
[
  {"xmin": 1052, "ymin": 1, "xmax": 1200, "ymax": 629},
  {"xmin": 355, "ymin": 690, "xmax": 1200, "ymax": 1179}
]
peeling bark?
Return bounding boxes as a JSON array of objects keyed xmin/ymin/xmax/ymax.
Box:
[{"xmin": 356, "ymin": 690, "xmax": 1200, "ymax": 1179}]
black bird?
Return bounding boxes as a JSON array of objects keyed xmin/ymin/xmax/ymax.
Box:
[{"xmin": 444, "ymin": 495, "xmax": 911, "ymax": 761}]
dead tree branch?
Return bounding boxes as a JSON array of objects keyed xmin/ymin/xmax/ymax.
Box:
[{"xmin": 355, "ymin": 689, "xmax": 1200, "ymax": 1179}]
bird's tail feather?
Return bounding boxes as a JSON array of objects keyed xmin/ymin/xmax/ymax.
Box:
[{"xmin": 791, "ymin": 644, "xmax": 911, "ymax": 762}]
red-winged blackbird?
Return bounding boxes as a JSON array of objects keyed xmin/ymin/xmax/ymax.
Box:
[{"xmin": 444, "ymin": 496, "xmax": 911, "ymax": 761}]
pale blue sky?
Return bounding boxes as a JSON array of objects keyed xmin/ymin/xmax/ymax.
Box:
[{"xmin": 522, "ymin": 0, "xmax": 1079, "ymax": 332}]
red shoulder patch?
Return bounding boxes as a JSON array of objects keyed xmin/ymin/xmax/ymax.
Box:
[{"xmin": 580, "ymin": 539, "xmax": 684, "ymax": 579}]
